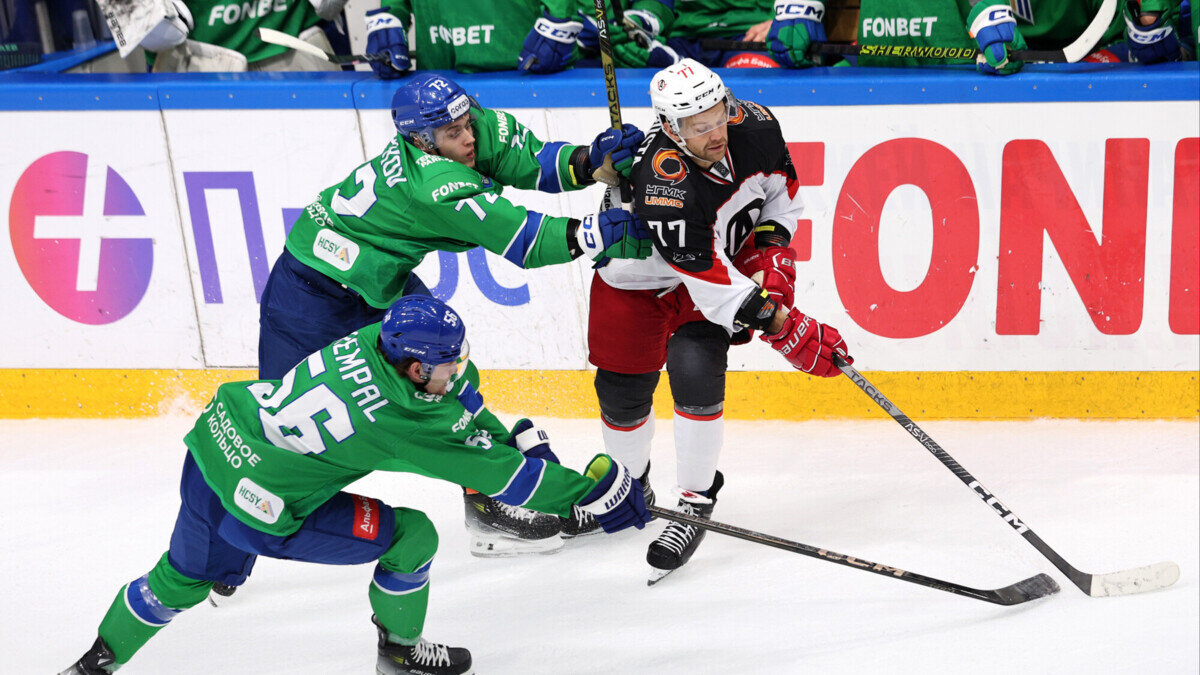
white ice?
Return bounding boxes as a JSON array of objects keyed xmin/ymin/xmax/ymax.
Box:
[{"xmin": 1, "ymin": 416, "xmax": 1196, "ymax": 674}]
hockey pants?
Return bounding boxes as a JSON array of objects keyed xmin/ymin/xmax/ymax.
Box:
[{"xmin": 93, "ymin": 452, "xmax": 439, "ymax": 665}]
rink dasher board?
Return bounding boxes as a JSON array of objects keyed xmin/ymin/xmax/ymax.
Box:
[{"xmin": 0, "ymin": 67, "xmax": 1195, "ymax": 418}]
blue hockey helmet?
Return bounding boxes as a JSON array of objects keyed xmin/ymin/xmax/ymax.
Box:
[
  {"xmin": 391, "ymin": 73, "xmax": 479, "ymax": 150},
  {"xmin": 379, "ymin": 295, "xmax": 468, "ymax": 381}
]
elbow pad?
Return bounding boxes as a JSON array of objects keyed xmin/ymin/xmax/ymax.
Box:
[{"xmin": 733, "ymin": 289, "xmax": 779, "ymax": 332}]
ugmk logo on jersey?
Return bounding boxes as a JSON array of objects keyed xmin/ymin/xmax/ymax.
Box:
[{"xmin": 652, "ymin": 149, "xmax": 688, "ymax": 185}]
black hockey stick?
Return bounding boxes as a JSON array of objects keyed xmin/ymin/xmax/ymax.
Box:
[
  {"xmin": 647, "ymin": 505, "xmax": 1059, "ymax": 605},
  {"xmin": 698, "ymin": 39, "xmax": 1065, "ymax": 63},
  {"xmin": 833, "ymin": 355, "xmax": 1180, "ymax": 597}
]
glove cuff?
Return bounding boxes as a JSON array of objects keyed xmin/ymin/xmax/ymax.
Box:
[
  {"xmin": 366, "ymin": 11, "xmax": 404, "ymax": 32},
  {"xmin": 774, "ymin": 0, "xmax": 825, "ymax": 21},
  {"xmin": 579, "ymin": 456, "xmax": 632, "ymax": 515},
  {"xmin": 968, "ymin": 4, "xmax": 1015, "ymax": 37},
  {"xmin": 535, "ymin": 15, "xmax": 583, "ymax": 43}
]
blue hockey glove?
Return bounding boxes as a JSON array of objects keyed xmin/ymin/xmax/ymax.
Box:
[
  {"xmin": 577, "ymin": 455, "xmax": 651, "ymax": 534},
  {"xmin": 519, "ymin": 12, "xmax": 582, "ymax": 73},
  {"xmin": 576, "ymin": 208, "xmax": 652, "ymax": 267},
  {"xmin": 588, "ymin": 123, "xmax": 645, "ymax": 178},
  {"xmin": 365, "ymin": 8, "xmax": 410, "ymax": 78},
  {"xmin": 967, "ymin": 1, "xmax": 1027, "ymax": 75},
  {"xmin": 767, "ymin": 0, "xmax": 826, "ymax": 68},
  {"xmin": 507, "ymin": 418, "xmax": 560, "ymax": 464},
  {"xmin": 1125, "ymin": 1, "xmax": 1184, "ymax": 64}
]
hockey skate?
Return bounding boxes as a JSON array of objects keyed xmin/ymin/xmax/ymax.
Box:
[
  {"xmin": 208, "ymin": 581, "xmax": 239, "ymax": 607},
  {"xmin": 463, "ymin": 490, "xmax": 562, "ymax": 557},
  {"xmin": 375, "ymin": 616, "xmax": 473, "ymax": 675},
  {"xmin": 646, "ymin": 471, "xmax": 723, "ymax": 585},
  {"xmin": 60, "ymin": 636, "xmax": 117, "ymax": 675},
  {"xmin": 561, "ymin": 464, "xmax": 655, "ymax": 538}
]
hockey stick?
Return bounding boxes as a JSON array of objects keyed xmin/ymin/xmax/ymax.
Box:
[
  {"xmin": 647, "ymin": 505, "xmax": 1059, "ymax": 605},
  {"xmin": 700, "ymin": 0, "xmax": 1119, "ymax": 66},
  {"xmin": 591, "ymin": 0, "xmax": 626, "ymax": 190},
  {"xmin": 833, "ymin": 355, "xmax": 1181, "ymax": 598},
  {"xmin": 257, "ymin": 27, "xmax": 389, "ymax": 66}
]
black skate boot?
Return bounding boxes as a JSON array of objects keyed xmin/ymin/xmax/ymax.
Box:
[
  {"xmin": 59, "ymin": 636, "xmax": 117, "ymax": 675},
  {"xmin": 561, "ymin": 463, "xmax": 655, "ymax": 538},
  {"xmin": 208, "ymin": 581, "xmax": 238, "ymax": 607},
  {"xmin": 374, "ymin": 615, "xmax": 473, "ymax": 675},
  {"xmin": 646, "ymin": 471, "xmax": 723, "ymax": 585},
  {"xmin": 463, "ymin": 489, "xmax": 562, "ymax": 557}
]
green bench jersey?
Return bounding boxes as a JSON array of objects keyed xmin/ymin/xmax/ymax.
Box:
[
  {"xmin": 385, "ymin": 0, "xmax": 574, "ymax": 72},
  {"xmin": 186, "ymin": 0, "xmax": 322, "ymax": 62},
  {"xmin": 285, "ymin": 106, "xmax": 589, "ymax": 308},
  {"xmin": 185, "ymin": 322, "xmax": 597, "ymax": 536}
]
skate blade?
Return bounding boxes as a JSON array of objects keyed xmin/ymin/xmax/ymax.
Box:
[
  {"xmin": 469, "ymin": 534, "xmax": 564, "ymax": 558},
  {"xmin": 647, "ymin": 566, "xmax": 676, "ymax": 586}
]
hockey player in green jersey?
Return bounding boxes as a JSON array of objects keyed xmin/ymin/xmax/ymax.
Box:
[
  {"xmin": 61, "ymin": 295, "xmax": 651, "ymax": 675},
  {"xmin": 259, "ymin": 72, "xmax": 649, "ymax": 381}
]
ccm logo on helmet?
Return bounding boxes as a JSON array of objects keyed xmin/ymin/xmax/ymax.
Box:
[{"xmin": 652, "ymin": 149, "xmax": 688, "ymax": 185}]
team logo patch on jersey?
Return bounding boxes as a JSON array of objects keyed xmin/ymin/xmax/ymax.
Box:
[
  {"xmin": 652, "ymin": 149, "xmax": 688, "ymax": 185},
  {"xmin": 728, "ymin": 105, "xmax": 746, "ymax": 125},
  {"xmin": 350, "ymin": 494, "xmax": 381, "ymax": 540}
]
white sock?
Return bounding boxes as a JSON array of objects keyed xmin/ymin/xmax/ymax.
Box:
[
  {"xmin": 600, "ymin": 414, "xmax": 654, "ymax": 476},
  {"xmin": 673, "ymin": 408, "xmax": 723, "ymax": 493}
]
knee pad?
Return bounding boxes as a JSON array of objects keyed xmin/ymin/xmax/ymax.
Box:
[
  {"xmin": 378, "ymin": 507, "xmax": 438, "ymax": 574},
  {"xmin": 666, "ymin": 323, "xmax": 729, "ymax": 411},
  {"xmin": 595, "ymin": 369, "xmax": 660, "ymax": 426}
]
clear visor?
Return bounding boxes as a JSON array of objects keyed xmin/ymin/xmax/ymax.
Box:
[{"xmin": 675, "ymin": 94, "xmax": 737, "ymax": 139}]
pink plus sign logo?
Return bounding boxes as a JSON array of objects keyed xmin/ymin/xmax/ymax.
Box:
[{"xmin": 9, "ymin": 151, "xmax": 153, "ymax": 325}]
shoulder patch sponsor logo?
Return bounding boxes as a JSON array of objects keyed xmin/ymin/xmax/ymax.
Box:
[
  {"xmin": 431, "ymin": 181, "xmax": 479, "ymax": 200},
  {"xmin": 235, "ymin": 477, "xmax": 284, "ymax": 525},
  {"xmin": 744, "ymin": 101, "xmax": 772, "ymax": 121},
  {"xmin": 652, "ymin": 149, "xmax": 688, "ymax": 185},
  {"xmin": 313, "ymin": 228, "xmax": 359, "ymax": 272}
]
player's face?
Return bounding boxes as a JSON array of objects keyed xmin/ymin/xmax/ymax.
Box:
[
  {"xmin": 434, "ymin": 116, "xmax": 476, "ymax": 168},
  {"xmin": 416, "ymin": 342, "xmax": 471, "ymax": 395},
  {"xmin": 678, "ymin": 102, "xmax": 729, "ymax": 165}
]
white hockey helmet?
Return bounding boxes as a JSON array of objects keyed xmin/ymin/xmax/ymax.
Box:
[{"xmin": 649, "ymin": 58, "xmax": 736, "ymax": 140}]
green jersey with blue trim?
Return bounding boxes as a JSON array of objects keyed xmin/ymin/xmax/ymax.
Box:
[
  {"xmin": 184, "ymin": 322, "xmax": 597, "ymax": 536},
  {"xmin": 285, "ymin": 106, "xmax": 590, "ymax": 308}
]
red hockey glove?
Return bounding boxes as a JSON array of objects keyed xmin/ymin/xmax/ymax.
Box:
[
  {"xmin": 734, "ymin": 245, "xmax": 796, "ymax": 308},
  {"xmin": 761, "ymin": 308, "xmax": 852, "ymax": 377}
]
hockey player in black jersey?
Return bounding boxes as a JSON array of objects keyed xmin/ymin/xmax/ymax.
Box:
[{"xmin": 581, "ymin": 59, "xmax": 854, "ymax": 583}]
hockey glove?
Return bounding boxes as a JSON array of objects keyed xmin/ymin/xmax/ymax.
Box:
[
  {"xmin": 734, "ymin": 245, "xmax": 797, "ymax": 309},
  {"xmin": 140, "ymin": 0, "xmax": 193, "ymax": 52},
  {"xmin": 577, "ymin": 455, "xmax": 651, "ymax": 533},
  {"xmin": 576, "ymin": 209, "xmax": 652, "ymax": 267},
  {"xmin": 519, "ymin": 12, "xmax": 582, "ymax": 73},
  {"xmin": 967, "ymin": 1, "xmax": 1027, "ymax": 75},
  {"xmin": 588, "ymin": 123, "xmax": 645, "ymax": 179},
  {"xmin": 1125, "ymin": 1, "xmax": 1184, "ymax": 64},
  {"xmin": 365, "ymin": 8, "xmax": 410, "ymax": 78},
  {"xmin": 767, "ymin": 0, "xmax": 826, "ymax": 68},
  {"xmin": 761, "ymin": 307, "xmax": 852, "ymax": 377},
  {"xmin": 507, "ymin": 418, "xmax": 560, "ymax": 464}
]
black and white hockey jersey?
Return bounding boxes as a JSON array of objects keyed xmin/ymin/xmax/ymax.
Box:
[{"xmin": 598, "ymin": 99, "xmax": 802, "ymax": 332}]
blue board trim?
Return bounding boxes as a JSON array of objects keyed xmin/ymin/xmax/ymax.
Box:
[{"xmin": 1, "ymin": 62, "xmax": 1196, "ymax": 111}]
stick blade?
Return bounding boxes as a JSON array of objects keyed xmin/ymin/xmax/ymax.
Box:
[
  {"xmin": 1088, "ymin": 561, "xmax": 1180, "ymax": 597},
  {"xmin": 991, "ymin": 573, "xmax": 1061, "ymax": 605}
]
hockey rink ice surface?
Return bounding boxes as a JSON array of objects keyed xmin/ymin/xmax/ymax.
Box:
[{"xmin": 2, "ymin": 416, "xmax": 1196, "ymax": 673}]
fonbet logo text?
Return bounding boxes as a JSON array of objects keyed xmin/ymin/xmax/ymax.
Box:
[{"xmin": 9, "ymin": 151, "xmax": 153, "ymax": 324}]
